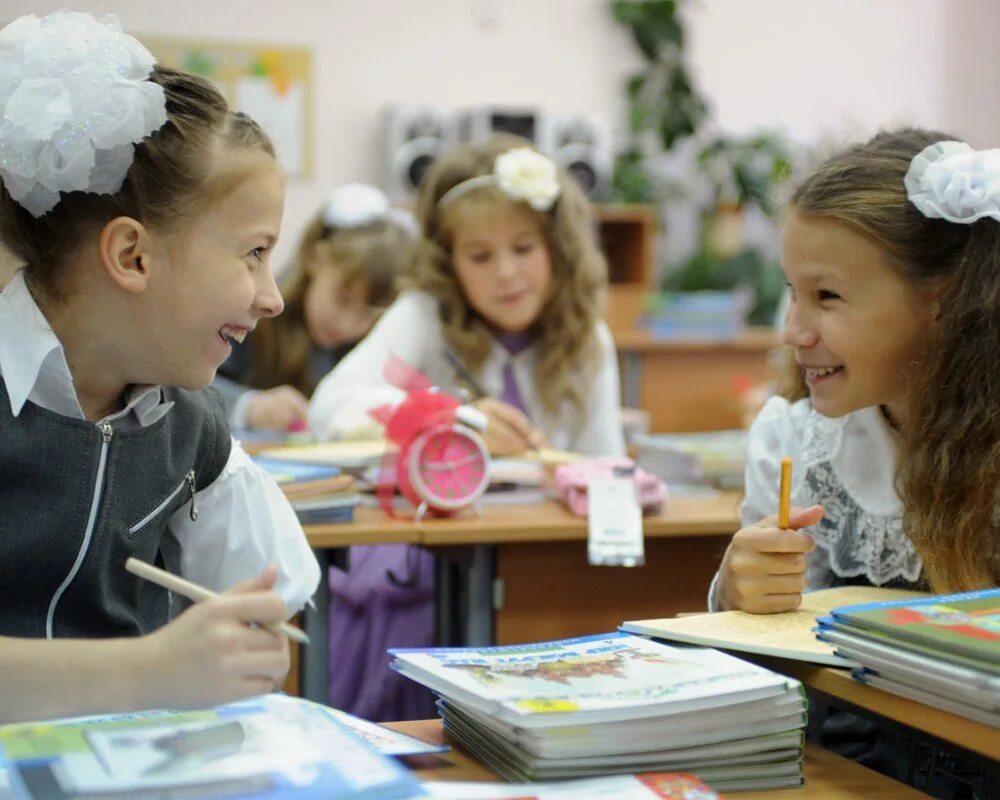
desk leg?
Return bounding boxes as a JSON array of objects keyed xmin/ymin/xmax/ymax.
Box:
[
  {"xmin": 300, "ymin": 547, "xmax": 333, "ymax": 704},
  {"xmin": 434, "ymin": 554, "xmax": 456, "ymax": 646},
  {"xmin": 621, "ymin": 351, "xmax": 641, "ymax": 409},
  {"xmin": 463, "ymin": 544, "xmax": 495, "ymax": 646}
]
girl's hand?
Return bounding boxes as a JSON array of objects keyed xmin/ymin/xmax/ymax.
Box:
[
  {"xmin": 138, "ymin": 567, "xmax": 290, "ymax": 709},
  {"xmin": 717, "ymin": 505, "xmax": 824, "ymax": 613},
  {"xmin": 473, "ymin": 398, "xmax": 546, "ymax": 456},
  {"xmin": 246, "ymin": 385, "xmax": 310, "ymax": 431}
]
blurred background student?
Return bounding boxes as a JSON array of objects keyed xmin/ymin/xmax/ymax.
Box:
[{"xmin": 215, "ymin": 183, "xmax": 415, "ymax": 432}]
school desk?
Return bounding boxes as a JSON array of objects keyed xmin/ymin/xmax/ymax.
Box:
[
  {"xmin": 750, "ymin": 656, "xmax": 1000, "ymax": 763},
  {"xmin": 299, "ymin": 494, "xmax": 742, "ymax": 704},
  {"xmin": 384, "ymin": 719, "xmax": 931, "ymax": 799},
  {"xmin": 616, "ymin": 328, "xmax": 778, "ymax": 432}
]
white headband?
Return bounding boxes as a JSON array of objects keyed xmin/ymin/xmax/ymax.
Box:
[
  {"xmin": 437, "ymin": 147, "xmax": 561, "ymax": 213},
  {"xmin": 905, "ymin": 140, "xmax": 1000, "ymax": 224},
  {"xmin": 0, "ymin": 11, "xmax": 169, "ymax": 218}
]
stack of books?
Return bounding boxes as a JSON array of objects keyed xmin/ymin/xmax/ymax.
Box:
[
  {"xmin": 817, "ymin": 588, "xmax": 1000, "ymax": 727},
  {"xmin": 390, "ymin": 632, "xmax": 807, "ymax": 792},
  {"xmin": 639, "ymin": 290, "xmax": 753, "ymax": 341},
  {"xmin": 632, "ymin": 430, "xmax": 747, "ymax": 492},
  {"xmin": 254, "ymin": 456, "xmax": 360, "ymax": 524}
]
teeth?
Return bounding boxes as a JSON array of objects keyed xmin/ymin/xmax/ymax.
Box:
[
  {"xmin": 808, "ymin": 366, "xmax": 840, "ymax": 377},
  {"xmin": 221, "ymin": 327, "xmax": 247, "ymax": 344}
]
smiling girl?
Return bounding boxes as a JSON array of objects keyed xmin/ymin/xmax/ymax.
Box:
[
  {"xmin": 309, "ymin": 135, "xmax": 624, "ymax": 458},
  {"xmin": 710, "ymin": 128, "xmax": 1000, "ymax": 796}
]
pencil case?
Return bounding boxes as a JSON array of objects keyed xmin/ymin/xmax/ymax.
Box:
[{"xmin": 554, "ymin": 457, "xmax": 667, "ymax": 517}]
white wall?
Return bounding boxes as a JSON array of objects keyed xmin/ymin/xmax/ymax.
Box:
[{"xmin": 5, "ymin": 0, "xmax": 999, "ymax": 266}]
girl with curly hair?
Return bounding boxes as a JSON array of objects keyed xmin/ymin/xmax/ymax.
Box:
[
  {"xmin": 309, "ymin": 134, "xmax": 624, "ymax": 457},
  {"xmin": 712, "ymin": 127, "xmax": 1000, "ymax": 796}
]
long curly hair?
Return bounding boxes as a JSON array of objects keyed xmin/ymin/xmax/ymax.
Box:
[
  {"xmin": 246, "ymin": 213, "xmax": 411, "ymax": 394},
  {"xmin": 408, "ymin": 134, "xmax": 607, "ymax": 428},
  {"xmin": 783, "ymin": 127, "xmax": 1000, "ymax": 592}
]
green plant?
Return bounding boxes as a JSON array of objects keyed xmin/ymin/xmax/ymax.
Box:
[
  {"xmin": 696, "ymin": 133, "xmax": 793, "ymax": 215},
  {"xmin": 610, "ymin": 0, "xmax": 708, "ymax": 202}
]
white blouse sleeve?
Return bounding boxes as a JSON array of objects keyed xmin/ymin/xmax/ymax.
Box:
[
  {"xmin": 308, "ymin": 292, "xmax": 438, "ymax": 441},
  {"xmin": 168, "ymin": 439, "xmax": 321, "ymax": 615},
  {"xmin": 572, "ymin": 321, "xmax": 626, "ymax": 457}
]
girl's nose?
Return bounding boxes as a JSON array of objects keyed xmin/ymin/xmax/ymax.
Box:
[
  {"xmin": 781, "ymin": 301, "xmax": 818, "ymax": 348},
  {"xmin": 254, "ymin": 268, "xmax": 285, "ymax": 318}
]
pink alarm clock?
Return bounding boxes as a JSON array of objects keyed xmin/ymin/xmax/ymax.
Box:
[
  {"xmin": 371, "ymin": 361, "xmax": 491, "ymax": 520},
  {"xmin": 399, "ymin": 407, "xmax": 490, "ymax": 519}
]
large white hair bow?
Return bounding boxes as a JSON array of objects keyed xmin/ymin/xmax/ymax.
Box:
[
  {"xmin": 322, "ymin": 182, "xmax": 417, "ymax": 235},
  {"xmin": 905, "ymin": 140, "xmax": 1000, "ymax": 224},
  {"xmin": 0, "ymin": 11, "xmax": 168, "ymax": 217}
]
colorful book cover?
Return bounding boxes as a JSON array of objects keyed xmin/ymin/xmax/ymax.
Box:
[
  {"xmin": 0, "ymin": 694, "xmax": 421, "ymax": 800},
  {"xmin": 830, "ymin": 588, "xmax": 1000, "ymax": 663},
  {"xmin": 390, "ymin": 633, "xmax": 794, "ymax": 728},
  {"xmin": 252, "ymin": 456, "xmax": 342, "ymax": 485}
]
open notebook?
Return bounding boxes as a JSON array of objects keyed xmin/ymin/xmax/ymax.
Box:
[{"xmin": 622, "ymin": 586, "xmax": 927, "ymax": 667}]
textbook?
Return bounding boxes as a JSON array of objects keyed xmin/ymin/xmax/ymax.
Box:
[
  {"xmin": 254, "ymin": 456, "xmax": 361, "ymax": 524},
  {"xmin": 621, "ymin": 586, "xmax": 927, "ymax": 667},
  {"xmin": 390, "ymin": 632, "xmax": 806, "ymax": 790},
  {"xmin": 816, "ymin": 588, "xmax": 1000, "ymax": 726},
  {"xmin": 420, "ymin": 771, "xmax": 723, "ymax": 799},
  {"xmin": 0, "ymin": 694, "xmax": 422, "ymax": 800},
  {"xmin": 254, "ymin": 456, "xmax": 356, "ymax": 500},
  {"xmin": 260, "ymin": 440, "xmax": 390, "ymax": 470}
]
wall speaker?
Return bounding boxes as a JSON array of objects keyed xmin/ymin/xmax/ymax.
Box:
[{"xmin": 384, "ymin": 106, "xmax": 457, "ymax": 200}]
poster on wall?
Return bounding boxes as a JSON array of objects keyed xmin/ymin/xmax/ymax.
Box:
[{"xmin": 141, "ymin": 36, "xmax": 314, "ymax": 179}]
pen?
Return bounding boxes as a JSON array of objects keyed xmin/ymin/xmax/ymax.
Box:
[
  {"xmin": 443, "ymin": 347, "xmax": 488, "ymax": 401},
  {"xmin": 125, "ymin": 557, "xmax": 310, "ymax": 645},
  {"xmin": 778, "ymin": 456, "xmax": 792, "ymax": 529},
  {"xmin": 443, "ymin": 347, "xmax": 541, "ymax": 455}
]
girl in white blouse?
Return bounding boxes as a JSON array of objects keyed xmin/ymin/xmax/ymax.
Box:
[
  {"xmin": 714, "ymin": 128, "xmax": 1000, "ymax": 613},
  {"xmin": 713, "ymin": 128, "xmax": 1000, "ymax": 796},
  {"xmin": 0, "ymin": 13, "xmax": 319, "ymax": 723},
  {"xmin": 310, "ymin": 135, "xmax": 625, "ymax": 458}
]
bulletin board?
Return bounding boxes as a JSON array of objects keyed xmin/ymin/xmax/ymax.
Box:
[{"xmin": 141, "ymin": 36, "xmax": 314, "ymax": 179}]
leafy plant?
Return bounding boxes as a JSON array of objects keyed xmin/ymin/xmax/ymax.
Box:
[
  {"xmin": 611, "ymin": 0, "xmax": 708, "ymax": 202},
  {"xmin": 696, "ymin": 133, "xmax": 793, "ymax": 215}
]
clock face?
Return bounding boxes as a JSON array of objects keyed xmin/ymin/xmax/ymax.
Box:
[{"xmin": 407, "ymin": 423, "xmax": 489, "ymax": 510}]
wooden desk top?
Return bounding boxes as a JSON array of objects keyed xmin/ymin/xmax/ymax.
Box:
[
  {"xmin": 386, "ymin": 720, "xmax": 929, "ymax": 799},
  {"xmin": 615, "ymin": 327, "xmax": 779, "ymax": 354},
  {"xmin": 305, "ymin": 494, "xmax": 741, "ymax": 549},
  {"xmin": 756, "ymin": 657, "xmax": 1000, "ymax": 762}
]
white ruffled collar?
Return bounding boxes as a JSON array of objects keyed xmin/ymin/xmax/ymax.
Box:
[{"xmin": 801, "ymin": 403, "xmax": 902, "ymax": 516}]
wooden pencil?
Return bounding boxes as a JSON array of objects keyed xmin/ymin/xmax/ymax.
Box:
[
  {"xmin": 125, "ymin": 557, "xmax": 310, "ymax": 645},
  {"xmin": 778, "ymin": 456, "xmax": 792, "ymax": 529}
]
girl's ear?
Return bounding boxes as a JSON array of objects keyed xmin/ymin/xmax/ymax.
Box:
[{"xmin": 99, "ymin": 216, "xmax": 152, "ymax": 294}]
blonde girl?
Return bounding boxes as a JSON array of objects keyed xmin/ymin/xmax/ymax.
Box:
[
  {"xmin": 215, "ymin": 184, "xmax": 413, "ymax": 431},
  {"xmin": 309, "ymin": 134, "xmax": 625, "ymax": 458}
]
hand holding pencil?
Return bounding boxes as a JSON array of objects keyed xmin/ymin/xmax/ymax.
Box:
[
  {"xmin": 128, "ymin": 561, "xmax": 299, "ymax": 708},
  {"xmin": 716, "ymin": 456, "xmax": 825, "ymax": 614}
]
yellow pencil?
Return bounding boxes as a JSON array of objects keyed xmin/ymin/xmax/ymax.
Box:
[
  {"xmin": 125, "ymin": 557, "xmax": 310, "ymax": 645},
  {"xmin": 778, "ymin": 456, "xmax": 792, "ymax": 529}
]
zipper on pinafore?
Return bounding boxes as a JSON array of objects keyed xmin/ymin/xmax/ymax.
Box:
[
  {"xmin": 45, "ymin": 420, "xmax": 114, "ymax": 638},
  {"xmin": 127, "ymin": 469, "xmax": 197, "ymax": 534}
]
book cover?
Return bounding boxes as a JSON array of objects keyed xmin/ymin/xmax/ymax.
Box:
[
  {"xmin": 622, "ymin": 586, "xmax": 926, "ymax": 667},
  {"xmin": 830, "ymin": 587, "xmax": 1000, "ymax": 664},
  {"xmin": 0, "ymin": 694, "xmax": 421, "ymax": 800},
  {"xmin": 390, "ymin": 633, "xmax": 795, "ymax": 729}
]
